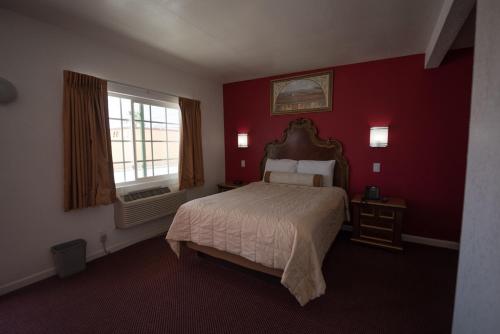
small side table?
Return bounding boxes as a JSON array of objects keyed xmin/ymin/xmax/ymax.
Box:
[{"xmin": 350, "ymin": 194, "xmax": 407, "ymax": 251}]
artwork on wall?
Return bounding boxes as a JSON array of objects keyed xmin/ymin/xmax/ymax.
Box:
[{"xmin": 270, "ymin": 71, "xmax": 333, "ymax": 115}]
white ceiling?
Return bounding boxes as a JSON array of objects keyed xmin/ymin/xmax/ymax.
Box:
[{"xmin": 1, "ymin": 0, "xmax": 450, "ymax": 83}]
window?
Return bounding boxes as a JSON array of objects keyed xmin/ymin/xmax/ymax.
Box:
[{"xmin": 107, "ymin": 92, "xmax": 180, "ymax": 185}]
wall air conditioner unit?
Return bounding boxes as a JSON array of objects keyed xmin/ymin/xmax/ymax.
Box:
[{"xmin": 114, "ymin": 187, "xmax": 187, "ymax": 229}]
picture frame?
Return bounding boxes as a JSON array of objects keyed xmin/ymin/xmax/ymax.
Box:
[{"xmin": 270, "ymin": 71, "xmax": 333, "ymax": 115}]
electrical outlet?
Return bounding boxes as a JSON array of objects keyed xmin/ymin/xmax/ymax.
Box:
[
  {"xmin": 241, "ymin": 160, "xmax": 246, "ymax": 168},
  {"xmin": 373, "ymin": 163, "xmax": 381, "ymax": 173}
]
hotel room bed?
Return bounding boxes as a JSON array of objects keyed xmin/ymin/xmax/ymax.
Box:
[
  {"xmin": 166, "ymin": 118, "xmax": 350, "ymax": 305},
  {"xmin": 167, "ymin": 181, "xmax": 349, "ymax": 305}
]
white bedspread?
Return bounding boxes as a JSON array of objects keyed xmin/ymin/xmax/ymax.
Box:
[{"xmin": 166, "ymin": 182, "xmax": 348, "ymax": 305}]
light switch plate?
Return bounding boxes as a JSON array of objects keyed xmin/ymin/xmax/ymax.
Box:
[
  {"xmin": 373, "ymin": 162, "xmax": 381, "ymax": 173},
  {"xmin": 241, "ymin": 160, "xmax": 246, "ymax": 168}
]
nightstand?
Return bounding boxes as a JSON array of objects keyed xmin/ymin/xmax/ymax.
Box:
[
  {"xmin": 350, "ymin": 194, "xmax": 407, "ymax": 251},
  {"xmin": 217, "ymin": 182, "xmax": 247, "ymax": 192}
]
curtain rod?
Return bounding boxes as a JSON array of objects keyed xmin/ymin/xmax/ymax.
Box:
[
  {"xmin": 107, "ymin": 79, "xmax": 179, "ymax": 100},
  {"xmin": 65, "ymin": 70, "xmax": 180, "ymax": 99}
]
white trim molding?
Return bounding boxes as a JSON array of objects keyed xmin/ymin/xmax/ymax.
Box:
[
  {"xmin": 1, "ymin": 224, "xmax": 460, "ymax": 296},
  {"xmin": 402, "ymin": 234, "xmax": 459, "ymax": 250},
  {"xmin": 0, "ymin": 225, "xmax": 170, "ymax": 296},
  {"xmin": 341, "ymin": 225, "xmax": 459, "ymax": 250}
]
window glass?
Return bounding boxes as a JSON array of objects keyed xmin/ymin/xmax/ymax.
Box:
[
  {"xmin": 143, "ymin": 105, "xmax": 151, "ymax": 121},
  {"xmin": 121, "ymin": 98, "xmax": 132, "ymax": 120},
  {"xmin": 167, "ymin": 108, "xmax": 180, "ymax": 124},
  {"xmin": 111, "ymin": 142, "xmax": 124, "ymax": 162},
  {"xmin": 113, "ymin": 163, "xmax": 125, "ymax": 184},
  {"xmin": 108, "ymin": 96, "xmax": 121, "ymax": 119},
  {"xmin": 152, "ymin": 123, "xmax": 167, "ymax": 141},
  {"xmin": 168, "ymin": 159, "xmax": 179, "ymax": 174},
  {"xmin": 154, "ymin": 160, "xmax": 168, "ymax": 176},
  {"xmin": 109, "ymin": 119, "xmax": 122, "ymax": 140},
  {"xmin": 153, "ymin": 142, "xmax": 168, "ymax": 160},
  {"xmin": 151, "ymin": 106, "xmax": 166, "ymax": 123},
  {"xmin": 167, "ymin": 142, "xmax": 179, "ymax": 159},
  {"xmin": 167, "ymin": 124, "xmax": 180, "ymax": 142},
  {"xmin": 123, "ymin": 141, "xmax": 134, "ymax": 162},
  {"xmin": 108, "ymin": 93, "xmax": 180, "ymax": 184}
]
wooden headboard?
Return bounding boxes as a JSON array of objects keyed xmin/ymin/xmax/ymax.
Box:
[{"xmin": 260, "ymin": 118, "xmax": 349, "ymax": 190}]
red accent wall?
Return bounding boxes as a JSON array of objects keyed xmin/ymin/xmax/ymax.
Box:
[{"xmin": 223, "ymin": 49, "xmax": 473, "ymax": 242}]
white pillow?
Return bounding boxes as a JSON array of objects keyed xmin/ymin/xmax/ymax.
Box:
[
  {"xmin": 297, "ymin": 160, "xmax": 335, "ymax": 187},
  {"xmin": 264, "ymin": 158, "xmax": 298, "ymax": 173}
]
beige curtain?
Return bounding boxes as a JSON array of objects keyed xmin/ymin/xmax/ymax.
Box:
[
  {"xmin": 63, "ymin": 70, "xmax": 116, "ymax": 211},
  {"xmin": 179, "ymin": 97, "xmax": 204, "ymax": 190}
]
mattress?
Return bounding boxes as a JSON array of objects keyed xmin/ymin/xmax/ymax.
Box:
[{"xmin": 166, "ymin": 181, "xmax": 349, "ymax": 305}]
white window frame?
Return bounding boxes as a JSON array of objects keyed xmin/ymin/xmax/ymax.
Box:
[{"xmin": 107, "ymin": 91, "xmax": 181, "ymax": 190}]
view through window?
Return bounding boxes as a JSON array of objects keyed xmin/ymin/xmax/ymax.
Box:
[{"xmin": 108, "ymin": 92, "xmax": 180, "ymax": 184}]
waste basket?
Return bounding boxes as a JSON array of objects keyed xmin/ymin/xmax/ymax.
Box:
[{"xmin": 51, "ymin": 239, "xmax": 87, "ymax": 278}]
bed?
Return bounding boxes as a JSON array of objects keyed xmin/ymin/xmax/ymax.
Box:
[{"xmin": 166, "ymin": 118, "xmax": 350, "ymax": 305}]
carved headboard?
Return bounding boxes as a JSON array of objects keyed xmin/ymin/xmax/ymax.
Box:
[{"xmin": 260, "ymin": 118, "xmax": 349, "ymax": 190}]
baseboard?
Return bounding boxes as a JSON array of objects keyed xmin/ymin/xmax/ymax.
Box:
[
  {"xmin": 341, "ymin": 225, "xmax": 459, "ymax": 250},
  {"xmin": 401, "ymin": 234, "xmax": 459, "ymax": 250},
  {"xmin": 86, "ymin": 225, "xmax": 169, "ymax": 261},
  {"xmin": 0, "ymin": 268, "xmax": 57, "ymax": 297},
  {"xmin": 0, "ymin": 225, "xmax": 169, "ymax": 296},
  {"xmin": 1, "ymin": 224, "xmax": 459, "ymax": 296}
]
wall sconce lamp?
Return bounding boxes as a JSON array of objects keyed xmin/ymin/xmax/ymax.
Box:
[
  {"xmin": 370, "ymin": 127, "xmax": 389, "ymax": 147},
  {"xmin": 237, "ymin": 133, "xmax": 248, "ymax": 148}
]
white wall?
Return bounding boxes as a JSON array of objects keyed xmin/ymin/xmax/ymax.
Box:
[
  {"xmin": 452, "ymin": 0, "xmax": 500, "ymax": 332},
  {"xmin": 0, "ymin": 9, "xmax": 225, "ymax": 294}
]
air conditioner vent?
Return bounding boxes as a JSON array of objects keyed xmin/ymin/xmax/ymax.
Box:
[
  {"xmin": 123, "ymin": 187, "xmax": 171, "ymax": 202},
  {"xmin": 114, "ymin": 189, "xmax": 186, "ymax": 229}
]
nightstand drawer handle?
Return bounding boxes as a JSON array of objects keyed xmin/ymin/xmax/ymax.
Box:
[
  {"xmin": 379, "ymin": 210, "xmax": 395, "ymax": 220},
  {"xmin": 360, "ymin": 207, "xmax": 375, "ymax": 217}
]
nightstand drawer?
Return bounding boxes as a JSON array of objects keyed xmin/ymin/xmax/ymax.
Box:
[
  {"xmin": 360, "ymin": 206, "xmax": 396, "ymax": 220},
  {"xmin": 377, "ymin": 208, "xmax": 396, "ymax": 220},
  {"xmin": 351, "ymin": 194, "xmax": 406, "ymax": 251},
  {"xmin": 360, "ymin": 225, "xmax": 393, "ymax": 242},
  {"xmin": 360, "ymin": 217, "xmax": 393, "ymax": 230},
  {"xmin": 360, "ymin": 206, "xmax": 376, "ymax": 217}
]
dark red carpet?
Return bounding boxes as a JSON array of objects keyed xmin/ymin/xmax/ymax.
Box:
[{"xmin": 0, "ymin": 232, "xmax": 458, "ymax": 334}]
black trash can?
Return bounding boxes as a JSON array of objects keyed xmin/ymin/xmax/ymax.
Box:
[{"xmin": 51, "ymin": 239, "xmax": 87, "ymax": 278}]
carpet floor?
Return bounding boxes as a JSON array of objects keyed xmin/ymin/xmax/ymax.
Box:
[{"xmin": 0, "ymin": 232, "xmax": 458, "ymax": 334}]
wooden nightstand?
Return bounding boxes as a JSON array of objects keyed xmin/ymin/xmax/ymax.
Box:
[
  {"xmin": 350, "ymin": 194, "xmax": 407, "ymax": 251},
  {"xmin": 217, "ymin": 182, "xmax": 247, "ymax": 192}
]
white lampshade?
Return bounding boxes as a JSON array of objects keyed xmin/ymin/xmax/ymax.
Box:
[
  {"xmin": 370, "ymin": 127, "xmax": 389, "ymax": 147},
  {"xmin": 238, "ymin": 133, "xmax": 248, "ymax": 148}
]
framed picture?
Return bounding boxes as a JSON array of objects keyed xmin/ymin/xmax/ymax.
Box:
[{"xmin": 270, "ymin": 71, "xmax": 333, "ymax": 115}]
